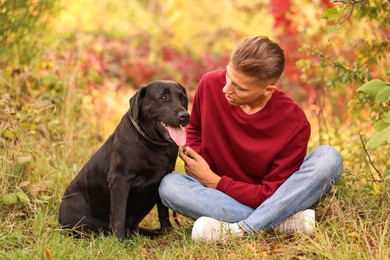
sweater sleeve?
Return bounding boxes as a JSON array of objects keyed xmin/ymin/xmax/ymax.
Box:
[{"xmin": 216, "ymin": 121, "xmax": 310, "ymax": 209}]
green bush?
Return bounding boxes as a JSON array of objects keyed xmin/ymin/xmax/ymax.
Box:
[{"xmin": 0, "ymin": 0, "xmax": 60, "ymax": 66}]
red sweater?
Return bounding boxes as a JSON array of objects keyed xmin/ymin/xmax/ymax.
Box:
[{"xmin": 186, "ymin": 70, "xmax": 311, "ymax": 208}]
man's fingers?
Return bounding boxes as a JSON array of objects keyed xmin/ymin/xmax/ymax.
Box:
[
  {"xmin": 182, "ymin": 146, "xmax": 198, "ymax": 159},
  {"xmin": 179, "ymin": 146, "xmax": 193, "ymax": 163},
  {"xmin": 179, "ymin": 148, "xmax": 187, "ymax": 161}
]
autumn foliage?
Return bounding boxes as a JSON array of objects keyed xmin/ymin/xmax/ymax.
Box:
[{"xmin": 0, "ymin": 0, "xmax": 389, "ymax": 258}]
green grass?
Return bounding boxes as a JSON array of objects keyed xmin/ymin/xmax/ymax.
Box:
[
  {"xmin": 1, "ymin": 195, "xmax": 388, "ymax": 259},
  {"xmin": 1, "ymin": 71, "xmax": 389, "ymax": 259}
]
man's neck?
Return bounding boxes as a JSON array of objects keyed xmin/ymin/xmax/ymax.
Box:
[{"xmin": 239, "ymin": 94, "xmax": 273, "ymax": 115}]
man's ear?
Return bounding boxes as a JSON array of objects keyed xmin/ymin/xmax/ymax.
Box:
[
  {"xmin": 264, "ymin": 85, "xmax": 276, "ymax": 96},
  {"xmin": 129, "ymin": 86, "xmax": 147, "ymax": 120}
]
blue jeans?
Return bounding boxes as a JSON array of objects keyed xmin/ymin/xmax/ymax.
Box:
[{"xmin": 159, "ymin": 145, "xmax": 343, "ymax": 234}]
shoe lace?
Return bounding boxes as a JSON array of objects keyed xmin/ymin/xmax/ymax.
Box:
[{"xmin": 277, "ymin": 214, "xmax": 301, "ymax": 232}]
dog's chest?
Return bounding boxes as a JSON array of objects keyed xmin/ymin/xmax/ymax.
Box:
[
  {"xmin": 128, "ymin": 167, "xmax": 167, "ymax": 192},
  {"xmin": 130, "ymin": 151, "xmax": 175, "ymax": 184}
]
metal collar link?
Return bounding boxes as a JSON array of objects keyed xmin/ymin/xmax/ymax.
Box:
[{"xmin": 129, "ymin": 116, "xmax": 171, "ymax": 146}]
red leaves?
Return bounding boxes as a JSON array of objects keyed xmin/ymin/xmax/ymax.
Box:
[
  {"xmin": 269, "ymin": 0, "xmax": 291, "ymax": 30},
  {"xmin": 269, "ymin": 0, "xmax": 302, "ymax": 87},
  {"xmin": 59, "ymin": 38, "xmax": 230, "ymax": 92}
]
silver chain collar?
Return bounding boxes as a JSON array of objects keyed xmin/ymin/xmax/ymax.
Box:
[{"xmin": 129, "ymin": 116, "xmax": 171, "ymax": 146}]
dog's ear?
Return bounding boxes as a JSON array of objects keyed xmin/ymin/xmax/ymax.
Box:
[
  {"xmin": 129, "ymin": 86, "xmax": 147, "ymax": 120},
  {"xmin": 177, "ymin": 82, "xmax": 188, "ymax": 109}
]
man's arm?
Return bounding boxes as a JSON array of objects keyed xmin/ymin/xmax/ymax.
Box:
[{"xmin": 216, "ymin": 123, "xmax": 310, "ymax": 208}]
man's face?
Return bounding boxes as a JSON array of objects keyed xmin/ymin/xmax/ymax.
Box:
[{"xmin": 223, "ymin": 64, "xmax": 274, "ymax": 108}]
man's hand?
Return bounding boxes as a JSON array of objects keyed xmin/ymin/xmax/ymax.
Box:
[{"xmin": 179, "ymin": 146, "xmax": 221, "ymax": 189}]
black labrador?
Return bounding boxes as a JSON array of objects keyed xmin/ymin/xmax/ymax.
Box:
[{"xmin": 59, "ymin": 80, "xmax": 189, "ymax": 240}]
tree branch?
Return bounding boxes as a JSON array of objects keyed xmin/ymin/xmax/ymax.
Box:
[
  {"xmin": 359, "ymin": 133, "xmax": 384, "ymax": 183},
  {"xmin": 338, "ymin": 2, "xmax": 355, "ymax": 25},
  {"xmin": 332, "ymin": 0, "xmax": 366, "ymax": 4},
  {"xmin": 332, "ymin": 0, "xmax": 367, "ymax": 26}
]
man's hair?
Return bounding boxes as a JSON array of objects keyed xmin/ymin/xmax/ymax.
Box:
[{"xmin": 230, "ymin": 36, "xmax": 285, "ymax": 83}]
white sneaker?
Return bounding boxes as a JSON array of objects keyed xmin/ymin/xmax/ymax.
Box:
[
  {"xmin": 191, "ymin": 216, "xmax": 244, "ymax": 242},
  {"xmin": 274, "ymin": 209, "xmax": 315, "ymax": 236}
]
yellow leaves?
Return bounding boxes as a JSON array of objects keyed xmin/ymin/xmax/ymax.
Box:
[
  {"xmin": 3, "ymin": 129, "xmax": 14, "ymax": 139},
  {"xmin": 226, "ymin": 252, "xmax": 238, "ymax": 259},
  {"xmin": 347, "ymin": 232, "xmax": 360, "ymax": 239},
  {"xmin": 226, "ymin": 243, "xmax": 268, "ymax": 259},
  {"xmin": 372, "ymin": 182, "xmax": 383, "ymax": 196},
  {"xmin": 247, "ymin": 243, "xmax": 256, "ymax": 253},
  {"xmin": 165, "ymin": 0, "xmax": 184, "ymax": 24},
  {"xmin": 17, "ymin": 155, "xmax": 32, "ymax": 164}
]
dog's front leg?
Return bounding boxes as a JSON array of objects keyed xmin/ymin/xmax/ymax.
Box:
[
  {"xmin": 157, "ymin": 195, "xmax": 172, "ymax": 232},
  {"xmin": 107, "ymin": 171, "xmax": 130, "ymax": 240}
]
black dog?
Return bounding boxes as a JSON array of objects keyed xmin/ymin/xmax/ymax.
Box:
[{"xmin": 59, "ymin": 80, "xmax": 189, "ymax": 240}]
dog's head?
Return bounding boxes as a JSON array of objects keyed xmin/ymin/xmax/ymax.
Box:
[{"xmin": 129, "ymin": 80, "xmax": 189, "ymax": 146}]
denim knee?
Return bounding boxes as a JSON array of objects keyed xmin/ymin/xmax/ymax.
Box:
[
  {"xmin": 312, "ymin": 145, "xmax": 343, "ymax": 183},
  {"xmin": 159, "ymin": 173, "xmax": 178, "ymax": 205}
]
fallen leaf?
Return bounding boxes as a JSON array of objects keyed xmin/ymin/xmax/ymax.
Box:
[
  {"xmin": 46, "ymin": 247, "xmax": 52, "ymax": 260},
  {"xmin": 17, "ymin": 155, "xmax": 32, "ymax": 164},
  {"xmin": 18, "ymin": 181, "xmax": 30, "ymax": 188},
  {"xmin": 247, "ymin": 243, "xmax": 256, "ymax": 253}
]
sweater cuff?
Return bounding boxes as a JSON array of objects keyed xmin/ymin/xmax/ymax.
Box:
[{"xmin": 216, "ymin": 175, "xmax": 233, "ymax": 192}]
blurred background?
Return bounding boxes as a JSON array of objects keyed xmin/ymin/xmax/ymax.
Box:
[{"xmin": 0, "ymin": 0, "xmax": 389, "ymax": 258}]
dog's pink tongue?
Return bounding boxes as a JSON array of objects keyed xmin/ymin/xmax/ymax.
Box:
[{"xmin": 167, "ymin": 126, "xmax": 186, "ymax": 146}]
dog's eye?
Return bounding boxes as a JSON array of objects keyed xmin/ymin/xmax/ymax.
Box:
[{"xmin": 160, "ymin": 95, "xmax": 168, "ymax": 101}]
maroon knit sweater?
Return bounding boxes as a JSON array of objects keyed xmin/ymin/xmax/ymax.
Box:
[{"xmin": 186, "ymin": 70, "xmax": 311, "ymax": 208}]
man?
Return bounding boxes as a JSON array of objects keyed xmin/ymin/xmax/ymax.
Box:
[{"xmin": 159, "ymin": 36, "xmax": 343, "ymax": 241}]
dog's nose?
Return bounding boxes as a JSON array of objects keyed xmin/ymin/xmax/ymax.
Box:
[{"xmin": 178, "ymin": 111, "xmax": 190, "ymax": 122}]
